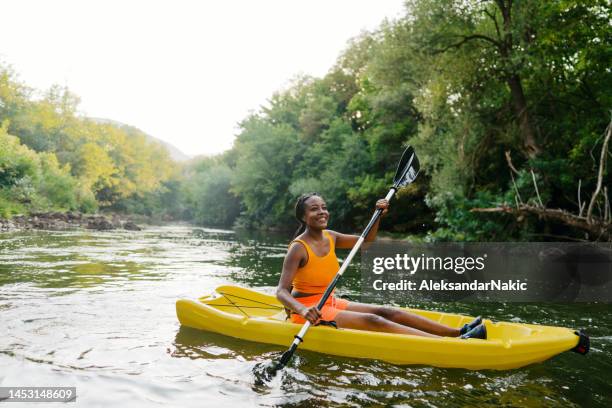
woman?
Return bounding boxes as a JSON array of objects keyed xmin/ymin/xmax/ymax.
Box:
[{"xmin": 276, "ymin": 193, "xmax": 487, "ymax": 339}]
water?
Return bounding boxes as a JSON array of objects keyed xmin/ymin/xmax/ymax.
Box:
[{"xmin": 0, "ymin": 225, "xmax": 610, "ymax": 407}]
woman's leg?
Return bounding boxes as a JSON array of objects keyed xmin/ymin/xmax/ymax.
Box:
[
  {"xmin": 345, "ymin": 302, "xmax": 460, "ymax": 337},
  {"xmin": 334, "ymin": 310, "xmax": 440, "ymax": 338}
]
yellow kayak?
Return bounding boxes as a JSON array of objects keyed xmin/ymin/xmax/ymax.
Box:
[{"xmin": 175, "ymin": 285, "xmax": 588, "ymax": 370}]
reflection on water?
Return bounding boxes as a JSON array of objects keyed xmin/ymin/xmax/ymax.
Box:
[
  {"xmin": 0, "ymin": 225, "xmax": 611, "ymax": 407},
  {"xmin": 173, "ymin": 326, "xmax": 280, "ymax": 361}
]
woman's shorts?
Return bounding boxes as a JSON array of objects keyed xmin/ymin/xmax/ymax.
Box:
[{"xmin": 290, "ymin": 293, "xmax": 349, "ymax": 324}]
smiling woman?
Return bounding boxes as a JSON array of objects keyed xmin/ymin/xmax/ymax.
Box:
[{"xmin": 275, "ymin": 193, "xmax": 484, "ymax": 339}]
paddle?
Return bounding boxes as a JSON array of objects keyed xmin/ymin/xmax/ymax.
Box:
[{"xmin": 275, "ymin": 145, "xmax": 420, "ymax": 371}]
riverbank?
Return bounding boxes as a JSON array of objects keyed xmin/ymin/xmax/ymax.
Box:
[{"xmin": 0, "ymin": 212, "xmax": 142, "ymax": 232}]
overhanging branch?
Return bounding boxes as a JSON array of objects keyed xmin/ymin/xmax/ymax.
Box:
[
  {"xmin": 587, "ymin": 119, "xmax": 612, "ymax": 222},
  {"xmin": 472, "ymin": 204, "xmax": 611, "ymax": 240},
  {"xmin": 432, "ymin": 34, "xmax": 501, "ymax": 54}
]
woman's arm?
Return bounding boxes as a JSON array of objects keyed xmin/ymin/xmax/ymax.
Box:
[
  {"xmin": 276, "ymin": 243, "xmax": 322, "ymax": 324},
  {"xmin": 329, "ymin": 199, "xmax": 389, "ymax": 249}
]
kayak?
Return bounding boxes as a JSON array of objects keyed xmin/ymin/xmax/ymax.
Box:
[{"xmin": 175, "ymin": 285, "xmax": 588, "ymax": 370}]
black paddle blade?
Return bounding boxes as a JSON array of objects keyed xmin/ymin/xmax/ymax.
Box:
[
  {"xmin": 393, "ymin": 145, "xmax": 420, "ymax": 188},
  {"xmin": 277, "ymin": 343, "xmax": 298, "ymax": 370},
  {"xmin": 252, "ymin": 361, "xmax": 277, "ymax": 385}
]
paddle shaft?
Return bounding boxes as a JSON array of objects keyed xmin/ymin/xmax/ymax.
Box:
[
  {"xmin": 276, "ymin": 148, "xmax": 417, "ymax": 369},
  {"xmin": 279, "ymin": 187, "xmax": 396, "ymax": 365}
]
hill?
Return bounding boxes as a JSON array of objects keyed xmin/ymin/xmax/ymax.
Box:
[{"xmin": 89, "ymin": 118, "xmax": 190, "ymax": 162}]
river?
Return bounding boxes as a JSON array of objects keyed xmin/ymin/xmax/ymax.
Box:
[{"xmin": 1, "ymin": 225, "xmax": 610, "ymax": 407}]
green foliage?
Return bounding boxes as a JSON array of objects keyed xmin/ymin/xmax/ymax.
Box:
[
  {"xmin": 36, "ymin": 153, "xmax": 79, "ymax": 210},
  {"xmin": 0, "ymin": 138, "xmax": 36, "ymax": 188},
  {"xmin": 1, "ymin": 0, "xmax": 609, "ymax": 242},
  {"xmin": 0, "ymin": 190, "xmax": 26, "ymax": 218},
  {"xmin": 0, "ymin": 123, "xmax": 83, "ymax": 215},
  {"xmin": 425, "ymin": 191, "xmax": 520, "ymax": 242},
  {"xmin": 403, "ymin": 0, "xmax": 610, "ymax": 240},
  {"xmin": 231, "ymin": 117, "xmax": 299, "ymax": 227},
  {"xmin": 0, "ymin": 63, "xmax": 177, "ymax": 217},
  {"xmin": 179, "ymin": 0, "xmax": 608, "ymax": 241},
  {"xmin": 189, "ymin": 164, "xmax": 240, "ymax": 226}
]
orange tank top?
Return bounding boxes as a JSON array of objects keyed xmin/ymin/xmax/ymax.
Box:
[{"xmin": 290, "ymin": 231, "xmax": 340, "ymax": 294}]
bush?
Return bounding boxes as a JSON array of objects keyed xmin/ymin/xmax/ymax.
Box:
[{"xmin": 0, "ymin": 124, "xmax": 89, "ymax": 216}]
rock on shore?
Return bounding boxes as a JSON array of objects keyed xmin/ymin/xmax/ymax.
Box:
[{"xmin": 0, "ymin": 212, "xmax": 142, "ymax": 232}]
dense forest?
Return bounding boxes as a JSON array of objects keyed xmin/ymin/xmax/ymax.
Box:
[
  {"xmin": 1, "ymin": 0, "xmax": 610, "ymax": 241},
  {"xmin": 0, "ymin": 73, "xmax": 181, "ymax": 218}
]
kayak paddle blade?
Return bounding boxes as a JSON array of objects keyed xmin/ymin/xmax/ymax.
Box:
[
  {"xmin": 393, "ymin": 146, "xmax": 420, "ymax": 188},
  {"xmin": 252, "ymin": 361, "xmax": 278, "ymax": 385},
  {"xmin": 277, "ymin": 343, "xmax": 298, "ymax": 370},
  {"xmin": 253, "ymin": 350, "xmax": 293, "ymax": 383}
]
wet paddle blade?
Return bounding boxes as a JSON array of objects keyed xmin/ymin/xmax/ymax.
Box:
[
  {"xmin": 277, "ymin": 343, "xmax": 298, "ymax": 371},
  {"xmin": 393, "ymin": 145, "xmax": 420, "ymax": 188}
]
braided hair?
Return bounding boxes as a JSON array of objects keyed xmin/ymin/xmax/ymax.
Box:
[{"xmin": 294, "ymin": 192, "xmax": 321, "ymax": 238}]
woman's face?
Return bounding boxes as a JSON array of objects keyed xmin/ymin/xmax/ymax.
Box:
[{"xmin": 302, "ymin": 196, "xmax": 329, "ymax": 230}]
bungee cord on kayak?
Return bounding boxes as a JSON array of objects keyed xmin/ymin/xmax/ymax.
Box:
[{"xmin": 209, "ymin": 291, "xmax": 285, "ymax": 318}]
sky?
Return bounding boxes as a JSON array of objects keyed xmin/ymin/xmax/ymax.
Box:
[{"xmin": 0, "ymin": 0, "xmax": 406, "ymax": 157}]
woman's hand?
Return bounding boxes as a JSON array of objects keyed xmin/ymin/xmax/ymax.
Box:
[
  {"xmin": 300, "ymin": 305, "xmax": 322, "ymax": 325},
  {"xmin": 376, "ymin": 199, "xmax": 390, "ymax": 216}
]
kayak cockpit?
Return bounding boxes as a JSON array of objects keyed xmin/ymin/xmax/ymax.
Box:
[{"xmin": 197, "ymin": 286, "xmax": 557, "ymax": 343}]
